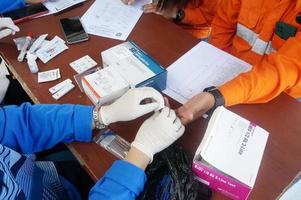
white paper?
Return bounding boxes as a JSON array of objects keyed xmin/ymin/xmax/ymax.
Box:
[
  {"xmin": 43, "ymin": 0, "xmax": 86, "ymax": 16},
  {"xmin": 81, "ymin": 0, "xmax": 150, "ymax": 40},
  {"xmin": 38, "ymin": 68, "xmax": 61, "ymax": 83},
  {"xmin": 69, "ymin": 55, "xmax": 97, "ymax": 74},
  {"xmin": 36, "ymin": 36, "xmax": 68, "ymax": 63},
  {"xmin": 163, "ymin": 42, "xmax": 252, "ymax": 104},
  {"xmin": 279, "ymin": 174, "xmax": 301, "ymax": 200},
  {"xmin": 199, "ymin": 106, "xmax": 269, "ymax": 187}
]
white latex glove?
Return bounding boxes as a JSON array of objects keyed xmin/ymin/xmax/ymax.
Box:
[
  {"xmin": 0, "ymin": 18, "xmax": 20, "ymax": 39},
  {"xmin": 100, "ymin": 87, "xmax": 164, "ymax": 125},
  {"xmin": 132, "ymin": 107, "xmax": 185, "ymax": 161}
]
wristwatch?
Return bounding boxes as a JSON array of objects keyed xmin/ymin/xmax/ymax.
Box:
[
  {"xmin": 92, "ymin": 106, "xmax": 107, "ymax": 130},
  {"xmin": 296, "ymin": 12, "xmax": 301, "ymax": 25},
  {"xmin": 203, "ymin": 86, "xmax": 225, "ymax": 111},
  {"xmin": 173, "ymin": 9, "xmax": 185, "ymax": 23}
]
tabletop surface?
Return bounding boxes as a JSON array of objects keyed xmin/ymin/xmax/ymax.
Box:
[{"xmin": 1, "ymin": 1, "xmax": 301, "ymax": 199}]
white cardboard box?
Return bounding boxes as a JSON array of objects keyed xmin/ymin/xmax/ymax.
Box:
[
  {"xmin": 193, "ymin": 106, "xmax": 269, "ymax": 200},
  {"xmin": 101, "ymin": 41, "xmax": 167, "ymax": 91},
  {"xmin": 81, "ymin": 67, "xmax": 129, "ymax": 105}
]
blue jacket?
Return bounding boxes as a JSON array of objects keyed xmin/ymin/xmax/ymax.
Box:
[
  {"xmin": 0, "ymin": 103, "xmax": 147, "ymax": 199},
  {"xmin": 0, "ymin": 0, "xmax": 26, "ymax": 13}
]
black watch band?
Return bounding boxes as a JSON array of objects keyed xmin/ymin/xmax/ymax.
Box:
[
  {"xmin": 203, "ymin": 86, "xmax": 225, "ymax": 111},
  {"xmin": 173, "ymin": 9, "xmax": 185, "ymax": 23}
]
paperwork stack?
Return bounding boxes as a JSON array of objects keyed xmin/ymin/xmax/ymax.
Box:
[{"xmin": 192, "ymin": 106, "xmax": 269, "ymax": 200}]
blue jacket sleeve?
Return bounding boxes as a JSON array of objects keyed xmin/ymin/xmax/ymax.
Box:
[
  {"xmin": 89, "ymin": 160, "xmax": 147, "ymax": 200},
  {"xmin": 0, "ymin": 0, "xmax": 26, "ymax": 13},
  {"xmin": 0, "ymin": 103, "xmax": 93, "ymax": 154}
]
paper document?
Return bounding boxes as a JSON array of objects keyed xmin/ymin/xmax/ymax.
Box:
[
  {"xmin": 81, "ymin": 0, "xmax": 150, "ymax": 40},
  {"xmin": 163, "ymin": 42, "xmax": 252, "ymax": 104},
  {"xmin": 43, "ymin": 0, "xmax": 86, "ymax": 15},
  {"xmin": 277, "ymin": 172, "xmax": 301, "ymax": 200}
]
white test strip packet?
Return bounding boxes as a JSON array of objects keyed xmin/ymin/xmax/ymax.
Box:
[
  {"xmin": 28, "ymin": 34, "xmax": 48, "ymax": 53},
  {"xmin": 36, "ymin": 36, "xmax": 68, "ymax": 63},
  {"xmin": 49, "ymin": 78, "xmax": 72, "ymax": 94},
  {"xmin": 38, "ymin": 68, "xmax": 61, "ymax": 83},
  {"xmin": 52, "ymin": 83, "xmax": 75, "ymax": 100},
  {"xmin": 69, "ymin": 55, "xmax": 97, "ymax": 74}
]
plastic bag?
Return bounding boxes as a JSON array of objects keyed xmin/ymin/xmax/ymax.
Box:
[{"xmin": 138, "ymin": 145, "xmax": 212, "ymax": 200}]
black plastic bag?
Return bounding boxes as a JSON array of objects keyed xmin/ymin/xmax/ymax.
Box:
[{"xmin": 137, "ymin": 145, "xmax": 212, "ymax": 200}]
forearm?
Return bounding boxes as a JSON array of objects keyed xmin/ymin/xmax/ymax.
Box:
[
  {"xmin": 219, "ymin": 51, "xmax": 301, "ymax": 106},
  {"xmin": 0, "ymin": 103, "xmax": 93, "ymax": 153},
  {"xmin": 124, "ymin": 147, "xmax": 150, "ymax": 170},
  {"xmin": 181, "ymin": 1, "xmax": 216, "ymax": 26},
  {"xmin": 209, "ymin": 0, "xmax": 241, "ymax": 50},
  {"xmin": 181, "ymin": 7, "xmax": 208, "ymax": 26},
  {"xmin": 89, "ymin": 158, "xmax": 147, "ymax": 200}
]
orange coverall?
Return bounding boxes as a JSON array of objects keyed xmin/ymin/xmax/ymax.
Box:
[
  {"xmin": 209, "ymin": 0, "xmax": 301, "ymax": 106},
  {"xmin": 179, "ymin": 0, "xmax": 217, "ymax": 39}
]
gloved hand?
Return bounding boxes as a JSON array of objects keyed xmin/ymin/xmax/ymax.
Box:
[
  {"xmin": 132, "ymin": 107, "xmax": 185, "ymax": 161},
  {"xmin": 0, "ymin": 18, "xmax": 20, "ymax": 39},
  {"xmin": 100, "ymin": 87, "xmax": 164, "ymax": 125}
]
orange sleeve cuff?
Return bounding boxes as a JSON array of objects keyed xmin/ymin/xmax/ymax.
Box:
[
  {"xmin": 181, "ymin": 8, "xmax": 207, "ymax": 25},
  {"xmin": 218, "ymin": 80, "xmax": 246, "ymax": 107}
]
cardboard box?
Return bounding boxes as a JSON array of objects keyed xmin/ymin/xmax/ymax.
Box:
[
  {"xmin": 192, "ymin": 106, "xmax": 269, "ymax": 200},
  {"xmin": 82, "ymin": 67, "xmax": 129, "ymax": 105},
  {"xmin": 101, "ymin": 41, "xmax": 167, "ymax": 91}
]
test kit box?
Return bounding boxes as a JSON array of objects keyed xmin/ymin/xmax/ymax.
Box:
[
  {"xmin": 82, "ymin": 41, "xmax": 167, "ymax": 105},
  {"xmin": 101, "ymin": 41, "xmax": 167, "ymax": 91},
  {"xmin": 82, "ymin": 67, "xmax": 130, "ymax": 105},
  {"xmin": 192, "ymin": 106, "xmax": 269, "ymax": 200}
]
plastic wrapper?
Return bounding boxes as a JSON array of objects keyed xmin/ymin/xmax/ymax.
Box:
[
  {"xmin": 138, "ymin": 145, "xmax": 212, "ymax": 200},
  {"xmin": 94, "ymin": 129, "xmax": 130, "ymax": 159}
]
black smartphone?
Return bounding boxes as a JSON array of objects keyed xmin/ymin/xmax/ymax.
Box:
[
  {"xmin": 60, "ymin": 17, "xmax": 89, "ymax": 44},
  {"xmin": 1, "ymin": 4, "xmax": 49, "ymax": 24}
]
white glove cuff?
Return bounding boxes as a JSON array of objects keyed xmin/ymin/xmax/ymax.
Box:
[
  {"xmin": 100, "ymin": 106, "xmax": 111, "ymax": 126},
  {"xmin": 131, "ymin": 141, "xmax": 154, "ymax": 163}
]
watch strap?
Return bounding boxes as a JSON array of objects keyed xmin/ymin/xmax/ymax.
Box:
[
  {"xmin": 93, "ymin": 106, "xmax": 106, "ymax": 130},
  {"xmin": 173, "ymin": 9, "xmax": 185, "ymax": 23},
  {"xmin": 203, "ymin": 86, "xmax": 225, "ymax": 111}
]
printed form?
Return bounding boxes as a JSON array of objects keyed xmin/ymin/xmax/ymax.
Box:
[
  {"xmin": 81, "ymin": 0, "xmax": 151, "ymax": 40},
  {"xmin": 43, "ymin": 0, "xmax": 86, "ymax": 15},
  {"xmin": 163, "ymin": 42, "xmax": 252, "ymax": 104}
]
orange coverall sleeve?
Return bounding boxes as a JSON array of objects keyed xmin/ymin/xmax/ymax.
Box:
[
  {"xmin": 180, "ymin": 0, "xmax": 216, "ymax": 26},
  {"xmin": 219, "ymin": 32, "xmax": 301, "ymax": 106},
  {"xmin": 209, "ymin": 0, "xmax": 241, "ymax": 51}
]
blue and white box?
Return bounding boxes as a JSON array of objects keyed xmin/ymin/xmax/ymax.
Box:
[{"xmin": 101, "ymin": 41, "xmax": 167, "ymax": 92}]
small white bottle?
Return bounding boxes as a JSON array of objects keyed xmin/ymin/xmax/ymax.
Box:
[{"xmin": 26, "ymin": 52, "xmax": 39, "ymax": 73}]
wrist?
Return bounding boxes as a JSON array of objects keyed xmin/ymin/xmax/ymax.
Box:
[
  {"xmin": 203, "ymin": 86, "xmax": 225, "ymax": 113},
  {"xmin": 173, "ymin": 9, "xmax": 185, "ymax": 23},
  {"xmin": 124, "ymin": 147, "xmax": 150, "ymax": 170}
]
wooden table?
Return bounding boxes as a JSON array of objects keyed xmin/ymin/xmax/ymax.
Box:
[{"xmin": 1, "ymin": 1, "xmax": 301, "ymax": 199}]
